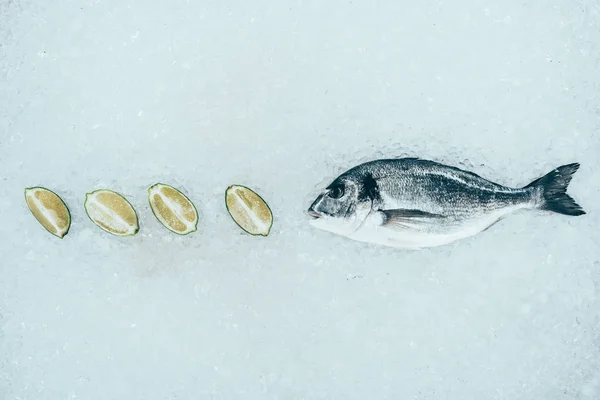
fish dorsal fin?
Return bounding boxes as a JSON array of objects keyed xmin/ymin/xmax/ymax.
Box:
[{"xmin": 380, "ymin": 208, "xmax": 445, "ymax": 230}]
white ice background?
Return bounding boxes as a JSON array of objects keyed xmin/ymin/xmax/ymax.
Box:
[{"xmin": 1, "ymin": 0, "xmax": 599, "ymax": 399}]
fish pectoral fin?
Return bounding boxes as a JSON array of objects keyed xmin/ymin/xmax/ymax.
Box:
[{"xmin": 379, "ymin": 209, "xmax": 445, "ymax": 230}]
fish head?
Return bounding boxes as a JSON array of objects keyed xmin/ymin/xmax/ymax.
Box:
[{"xmin": 307, "ymin": 176, "xmax": 372, "ymax": 236}]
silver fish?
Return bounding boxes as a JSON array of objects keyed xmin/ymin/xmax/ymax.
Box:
[{"xmin": 307, "ymin": 158, "xmax": 585, "ymax": 249}]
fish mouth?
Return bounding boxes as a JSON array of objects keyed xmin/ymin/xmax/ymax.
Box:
[{"xmin": 307, "ymin": 210, "xmax": 322, "ymax": 220}]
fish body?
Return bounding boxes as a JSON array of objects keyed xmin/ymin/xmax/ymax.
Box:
[{"xmin": 307, "ymin": 158, "xmax": 585, "ymax": 249}]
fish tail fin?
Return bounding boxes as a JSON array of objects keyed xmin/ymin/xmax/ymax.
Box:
[{"xmin": 524, "ymin": 163, "xmax": 585, "ymax": 216}]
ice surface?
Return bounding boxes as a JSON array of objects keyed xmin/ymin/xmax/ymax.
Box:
[{"xmin": 1, "ymin": 0, "xmax": 599, "ymax": 399}]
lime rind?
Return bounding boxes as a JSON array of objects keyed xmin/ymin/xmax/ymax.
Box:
[
  {"xmin": 84, "ymin": 189, "xmax": 140, "ymax": 237},
  {"xmin": 147, "ymin": 183, "xmax": 198, "ymax": 235},
  {"xmin": 225, "ymin": 184, "xmax": 273, "ymax": 237},
  {"xmin": 24, "ymin": 186, "xmax": 72, "ymax": 239}
]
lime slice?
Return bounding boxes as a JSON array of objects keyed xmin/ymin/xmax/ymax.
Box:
[
  {"xmin": 84, "ymin": 189, "xmax": 139, "ymax": 236},
  {"xmin": 24, "ymin": 187, "xmax": 71, "ymax": 238},
  {"xmin": 148, "ymin": 183, "xmax": 198, "ymax": 235},
  {"xmin": 225, "ymin": 185, "xmax": 273, "ymax": 236}
]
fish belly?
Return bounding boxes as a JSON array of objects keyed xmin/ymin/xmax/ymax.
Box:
[{"xmin": 348, "ymin": 207, "xmax": 522, "ymax": 249}]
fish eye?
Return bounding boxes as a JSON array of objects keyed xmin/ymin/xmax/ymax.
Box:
[{"xmin": 328, "ymin": 185, "xmax": 344, "ymax": 199}]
